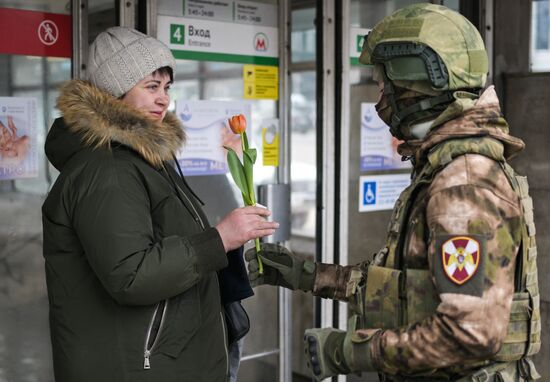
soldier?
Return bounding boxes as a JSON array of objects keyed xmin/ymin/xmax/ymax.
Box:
[{"xmin": 246, "ymin": 4, "xmax": 541, "ymax": 381}]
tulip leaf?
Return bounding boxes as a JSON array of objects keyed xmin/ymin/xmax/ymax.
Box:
[
  {"xmin": 226, "ymin": 148, "xmax": 250, "ymax": 202},
  {"xmin": 244, "ymin": 148, "xmax": 257, "ymax": 165},
  {"xmin": 243, "ymin": 150, "xmax": 255, "ymax": 204}
]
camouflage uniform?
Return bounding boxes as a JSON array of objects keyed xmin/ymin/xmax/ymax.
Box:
[
  {"xmin": 312, "ymin": 87, "xmax": 540, "ymax": 380},
  {"xmin": 247, "ymin": 4, "xmax": 540, "ymax": 381}
]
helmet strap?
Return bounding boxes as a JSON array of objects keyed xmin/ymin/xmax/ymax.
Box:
[
  {"xmin": 380, "ymin": 73, "xmax": 402, "ymax": 138},
  {"xmin": 392, "ymin": 92, "xmax": 455, "ymax": 127}
]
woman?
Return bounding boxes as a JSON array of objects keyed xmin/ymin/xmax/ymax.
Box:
[{"xmin": 42, "ymin": 26, "xmax": 277, "ymax": 382}]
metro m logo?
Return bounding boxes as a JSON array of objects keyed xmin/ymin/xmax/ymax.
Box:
[{"xmin": 254, "ymin": 32, "xmax": 268, "ymax": 52}]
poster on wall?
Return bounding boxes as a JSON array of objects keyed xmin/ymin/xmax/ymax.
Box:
[
  {"xmin": 175, "ymin": 100, "xmax": 251, "ymax": 176},
  {"xmin": 261, "ymin": 118, "xmax": 279, "ymax": 166},
  {"xmin": 359, "ymin": 173, "xmax": 410, "ymax": 212},
  {"xmin": 0, "ymin": 97, "xmax": 38, "ymax": 180},
  {"xmin": 243, "ymin": 64, "xmax": 278, "ymax": 100},
  {"xmin": 360, "ymin": 102, "xmax": 411, "ymax": 171}
]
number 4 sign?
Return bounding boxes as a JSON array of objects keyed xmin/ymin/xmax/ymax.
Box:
[{"xmin": 170, "ymin": 24, "xmax": 185, "ymax": 45}]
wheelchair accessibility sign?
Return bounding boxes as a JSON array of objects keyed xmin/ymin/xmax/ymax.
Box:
[
  {"xmin": 363, "ymin": 181, "xmax": 376, "ymax": 205},
  {"xmin": 359, "ymin": 174, "xmax": 410, "ymax": 212}
]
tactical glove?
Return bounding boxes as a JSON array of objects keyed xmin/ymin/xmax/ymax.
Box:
[
  {"xmin": 245, "ymin": 243, "xmax": 315, "ymax": 291},
  {"xmin": 304, "ymin": 316, "xmax": 380, "ymax": 381}
]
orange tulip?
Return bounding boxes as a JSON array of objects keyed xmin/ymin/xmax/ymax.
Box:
[{"xmin": 228, "ymin": 114, "xmax": 247, "ymax": 134}]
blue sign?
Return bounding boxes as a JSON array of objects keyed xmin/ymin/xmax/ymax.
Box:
[{"xmin": 362, "ymin": 181, "xmax": 376, "ymax": 206}]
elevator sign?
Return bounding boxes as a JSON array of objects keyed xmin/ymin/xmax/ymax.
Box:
[{"xmin": 0, "ymin": 8, "xmax": 71, "ymax": 58}]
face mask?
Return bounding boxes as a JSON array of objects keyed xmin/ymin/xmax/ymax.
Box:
[
  {"xmin": 375, "ymin": 94, "xmax": 392, "ymax": 126},
  {"xmin": 376, "ymin": 88, "xmax": 430, "ymax": 138}
]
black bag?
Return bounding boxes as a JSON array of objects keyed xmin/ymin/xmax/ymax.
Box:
[{"xmin": 224, "ymin": 300, "xmax": 250, "ymax": 345}]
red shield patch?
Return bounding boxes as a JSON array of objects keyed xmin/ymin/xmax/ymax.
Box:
[{"xmin": 441, "ymin": 236, "xmax": 480, "ymax": 285}]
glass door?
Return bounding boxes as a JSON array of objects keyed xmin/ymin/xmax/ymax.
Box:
[
  {"xmin": 153, "ymin": 0, "xmax": 289, "ymax": 380},
  {"xmin": 0, "ymin": 1, "xmax": 72, "ymax": 381}
]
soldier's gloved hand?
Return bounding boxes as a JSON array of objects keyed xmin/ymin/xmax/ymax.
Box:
[
  {"xmin": 304, "ymin": 328, "xmax": 350, "ymax": 380},
  {"xmin": 304, "ymin": 317, "xmax": 380, "ymax": 381},
  {"xmin": 245, "ymin": 243, "xmax": 315, "ymax": 291}
]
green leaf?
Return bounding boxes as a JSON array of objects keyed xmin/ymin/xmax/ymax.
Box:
[
  {"xmin": 244, "ymin": 148, "xmax": 257, "ymax": 164},
  {"xmin": 243, "ymin": 150, "xmax": 255, "ymax": 204},
  {"xmin": 226, "ymin": 149, "xmax": 250, "ymax": 201}
]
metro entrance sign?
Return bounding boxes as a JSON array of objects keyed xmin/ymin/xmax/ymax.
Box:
[{"xmin": 0, "ymin": 8, "xmax": 71, "ymax": 58}]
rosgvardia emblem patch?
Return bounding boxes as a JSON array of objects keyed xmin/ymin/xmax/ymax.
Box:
[{"xmin": 441, "ymin": 236, "xmax": 480, "ymax": 285}]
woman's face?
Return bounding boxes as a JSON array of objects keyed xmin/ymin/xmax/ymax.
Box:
[{"xmin": 122, "ymin": 71, "xmax": 172, "ymax": 121}]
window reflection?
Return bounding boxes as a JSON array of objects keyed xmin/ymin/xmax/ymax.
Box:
[
  {"xmin": 290, "ymin": 4, "xmax": 316, "ymax": 239},
  {"xmin": 532, "ymin": 0, "xmax": 550, "ymax": 71},
  {"xmin": 291, "ymin": 7, "xmax": 316, "ymax": 62},
  {"xmin": 290, "ymin": 71, "xmax": 316, "ymax": 237}
]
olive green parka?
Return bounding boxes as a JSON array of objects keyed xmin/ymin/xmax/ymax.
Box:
[{"xmin": 42, "ymin": 80, "xmax": 230, "ymax": 382}]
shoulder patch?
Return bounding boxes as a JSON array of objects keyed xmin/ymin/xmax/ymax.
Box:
[
  {"xmin": 442, "ymin": 236, "xmax": 480, "ymax": 285},
  {"xmin": 434, "ymin": 234, "xmax": 485, "ymax": 296}
]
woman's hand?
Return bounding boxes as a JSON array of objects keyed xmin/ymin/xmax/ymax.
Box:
[{"xmin": 216, "ymin": 206, "xmax": 279, "ymax": 252}]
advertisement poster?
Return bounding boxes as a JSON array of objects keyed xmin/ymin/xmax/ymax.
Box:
[
  {"xmin": 0, "ymin": 97, "xmax": 37, "ymax": 180},
  {"xmin": 175, "ymin": 100, "xmax": 251, "ymax": 176},
  {"xmin": 359, "ymin": 173, "xmax": 411, "ymax": 212},
  {"xmin": 360, "ymin": 102, "xmax": 411, "ymax": 171}
]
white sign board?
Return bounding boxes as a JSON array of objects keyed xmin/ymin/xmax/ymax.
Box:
[
  {"xmin": 359, "ymin": 173, "xmax": 411, "ymax": 212},
  {"xmin": 159, "ymin": 0, "xmax": 277, "ymax": 27},
  {"xmin": 158, "ymin": 12, "xmax": 278, "ymax": 65},
  {"xmin": 360, "ymin": 103, "xmax": 411, "ymax": 171},
  {"xmin": 0, "ymin": 97, "xmax": 37, "ymax": 180},
  {"xmin": 175, "ymin": 100, "xmax": 251, "ymax": 176}
]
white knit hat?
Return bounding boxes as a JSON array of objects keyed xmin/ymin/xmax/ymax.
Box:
[{"xmin": 87, "ymin": 26, "xmax": 176, "ymax": 97}]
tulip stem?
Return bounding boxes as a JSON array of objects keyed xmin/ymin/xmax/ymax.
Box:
[
  {"xmin": 241, "ymin": 132, "xmax": 263, "ymax": 275},
  {"xmin": 255, "ymin": 238, "xmax": 263, "ymax": 274}
]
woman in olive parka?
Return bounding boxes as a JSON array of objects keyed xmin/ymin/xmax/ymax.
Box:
[{"xmin": 41, "ymin": 27, "xmax": 277, "ymax": 382}]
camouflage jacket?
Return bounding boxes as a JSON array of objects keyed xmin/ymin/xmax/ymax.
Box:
[{"xmin": 313, "ymin": 87, "xmax": 529, "ymax": 376}]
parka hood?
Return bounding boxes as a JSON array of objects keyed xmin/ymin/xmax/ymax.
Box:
[
  {"xmin": 398, "ymin": 86, "xmax": 525, "ymax": 166},
  {"xmin": 46, "ymin": 80, "xmax": 185, "ymax": 170}
]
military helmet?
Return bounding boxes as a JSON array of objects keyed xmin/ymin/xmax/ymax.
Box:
[{"xmin": 360, "ymin": 3, "xmax": 488, "ymax": 92}]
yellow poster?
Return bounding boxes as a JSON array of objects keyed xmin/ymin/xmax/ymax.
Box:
[
  {"xmin": 261, "ymin": 119, "xmax": 279, "ymax": 166},
  {"xmin": 243, "ymin": 65, "xmax": 279, "ymax": 100}
]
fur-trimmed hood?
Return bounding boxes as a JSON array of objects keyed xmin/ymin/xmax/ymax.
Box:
[{"xmin": 46, "ymin": 80, "xmax": 185, "ymax": 170}]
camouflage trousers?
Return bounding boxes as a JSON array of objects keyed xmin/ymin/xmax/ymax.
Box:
[{"xmin": 380, "ymin": 358, "xmax": 540, "ymax": 382}]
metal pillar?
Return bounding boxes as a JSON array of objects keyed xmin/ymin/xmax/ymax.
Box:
[
  {"xmin": 482, "ymin": 0, "xmax": 494, "ymax": 85},
  {"xmin": 317, "ymin": 0, "xmax": 336, "ymax": 331},
  {"xmin": 278, "ymin": 1, "xmax": 292, "ymax": 380},
  {"xmin": 118, "ymin": 0, "xmax": 136, "ymax": 28},
  {"xmin": 72, "ymin": 0, "xmax": 88, "ymax": 79}
]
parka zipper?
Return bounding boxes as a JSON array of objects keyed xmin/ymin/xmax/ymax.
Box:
[
  {"xmin": 216, "ymin": 277, "xmax": 229, "ymax": 376},
  {"xmin": 143, "ymin": 300, "xmax": 168, "ymax": 370},
  {"xmin": 162, "ymin": 165, "xmax": 206, "ymax": 230},
  {"xmin": 162, "ymin": 164, "xmax": 227, "ymax": 373},
  {"xmin": 176, "ymin": 182, "xmax": 205, "ymax": 230}
]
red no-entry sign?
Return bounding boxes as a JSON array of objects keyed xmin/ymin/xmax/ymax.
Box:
[{"xmin": 0, "ymin": 7, "xmax": 71, "ymax": 58}]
